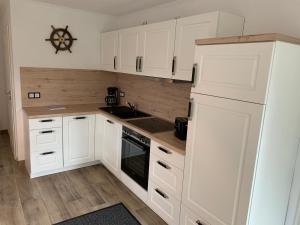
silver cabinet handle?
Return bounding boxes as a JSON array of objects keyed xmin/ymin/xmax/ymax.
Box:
[
  {"xmin": 114, "ymin": 56, "xmax": 117, "ymax": 70},
  {"xmin": 188, "ymin": 98, "xmax": 194, "ymax": 121},
  {"xmin": 155, "ymin": 188, "xmax": 169, "ymax": 199},
  {"xmin": 39, "ymin": 130, "xmax": 54, "ymax": 134},
  {"xmin": 158, "ymin": 146, "xmax": 172, "ymax": 154},
  {"xmin": 139, "ymin": 56, "xmax": 143, "ymax": 72},
  {"xmin": 191, "ymin": 63, "xmax": 198, "ymax": 87},
  {"xmin": 40, "ymin": 151, "xmax": 55, "ymax": 156},
  {"xmin": 74, "ymin": 116, "xmax": 86, "ymax": 120},
  {"xmin": 39, "ymin": 119, "xmax": 54, "ymax": 123},
  {"xmin": 172, "ymin": 56, "xmax": 177, "ymax": 75},
  {"xmin": 106, "ymin": 119, "xmax": 114, "ymax": 124},
  {"xmin": 157, "ymin": 161, "xmax": 171, "ymax": 169},
  {"xmin": 136, "ymin": 56, "xmax": 139, "ymax": 72}
]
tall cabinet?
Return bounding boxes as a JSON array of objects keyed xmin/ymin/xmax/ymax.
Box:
[
  {"xmin": 181, "ymin": 35, "xmax": 300, "ymax": 225},
  {"xmin": 100, "ymin": 11, "xmax": 244, "ymax": 80}
]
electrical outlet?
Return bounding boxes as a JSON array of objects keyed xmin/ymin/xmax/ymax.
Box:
[
  {"xmin": 28, "ymin": 92, "xmax": 35, "ymax": 99},
  {"xmin": 34, "ymin": 92, "xmax": 41, "ymax": 98},
  {"xmin": 120, "ymin": 92, "xmax": 125, "ymax": 97}
]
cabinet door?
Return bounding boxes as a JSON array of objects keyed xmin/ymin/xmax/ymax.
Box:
[
  {"xmin": 140, "ymin": 20, "xmax": 176, "ymax": 78},
  {"xmin": 95, "ymin": 114, "xmax": 105, "ymax": 161},
  {"xmin": 182, "ymin": 94, "xmax": 264, "ymax": 225},
  {"xmin": 173, "ymin": 13, "xmax": 218, "ymax": 81},
  {"xmin": 100, "ymin": 31, "xmax": 118, "ymax": 72},
  {"xmin": 118, "ymin": 27, "xmax": 141, "ymax": 74},
  {"xmin": 102, "ymin": 118, "xmax": 122, "ymax": 178},
  {"xmin": 192, "ymin": 42, "xmax": 274, "ymax": 104},
  {"xmin": 63, "ymin": 115, "xmax": 95, "ymax": 167}
]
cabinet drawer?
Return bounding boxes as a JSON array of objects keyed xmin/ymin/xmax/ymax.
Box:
[
  {"xmin": 151, "ymin": 141, "xmax": 185, "ymax": 170},
  {"xmin": 29, "ymin": 117, "xmax": 62, "ymax": 130},
  {"xmin": 31, "ymin": 150, "xmax": 63, "ymax": 173},
  {"xmin": 148, "ymin": 181, "xmax": 181, "ymax": 225},
  {"xmin": 180, "ymin": 205, "xmax": 210, "ymax": 225},
  {"xmin": 193, "ymin": 42, "xmax": 274, "ymax": 104},
  {"xmin": 30, "ymin": 128, "xmax": 62, "ymax": 152},
  {"xmin": 149, "ymin": 153, "xmax": 183, "ymax": 199}
]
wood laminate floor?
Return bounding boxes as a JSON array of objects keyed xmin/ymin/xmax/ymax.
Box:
[{"xmin": 0, "ymin": 131, "xmax": 167, "ymax": 225}]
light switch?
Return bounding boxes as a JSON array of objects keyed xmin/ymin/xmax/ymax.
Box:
[
  {"xmin": 34, "ymin": 92, "xmax": 41, "ymax": 98},
  {"xmin": 28, "ymin": 92, "xmax": 35, "ymax": 99}
]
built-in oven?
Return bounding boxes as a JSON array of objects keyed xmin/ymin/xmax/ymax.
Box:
[{"xmin": 121, "ymin": 126, "xmax": 150, "ymax": 191}]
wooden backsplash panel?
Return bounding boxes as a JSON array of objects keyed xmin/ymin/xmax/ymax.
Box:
[
  {"xmin": 21, "ymin": 67, "xmax": 117, "ymax": 107},
  {"xmin": 116, "ymin": 73, "xmax": 192, "ymax": 122}
]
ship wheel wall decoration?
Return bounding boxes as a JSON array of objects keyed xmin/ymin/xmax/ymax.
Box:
[{"xmin": 45, "ymin": 25, "xmax": 77, "ymax": 54}]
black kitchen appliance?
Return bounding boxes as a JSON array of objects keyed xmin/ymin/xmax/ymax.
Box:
[
  {"xmin": 175, "ymin": 117, "xmax": 188, "ymax": 140},
  {"xmin": 105, "ymin": 87, "xmax": 119, "ymax": 106},
  {"xmin": 121, "ymin": 126, "xmax": 150, "ymax": 190}
]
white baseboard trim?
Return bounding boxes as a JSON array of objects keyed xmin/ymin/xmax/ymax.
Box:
[{"xmin": 30, "ymin": 160, "xmax": 101, "ymax": 178}]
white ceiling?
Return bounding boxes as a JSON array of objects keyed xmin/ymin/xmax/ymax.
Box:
[{"xmin": 34, "ymin": 0, "xmax": 176, "ymax": 16}]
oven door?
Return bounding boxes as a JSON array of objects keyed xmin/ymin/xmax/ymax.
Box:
[{"xmin": 121, "ymin": 136, "xmax": 150, "ymax": 190}]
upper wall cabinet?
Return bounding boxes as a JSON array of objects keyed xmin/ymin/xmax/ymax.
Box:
[
  {"xmin": 100, "ymin": 11, "xmax": 244, "ymax": 80},
  {"xmin": 140, "ymin": 20, "xmax": 176, "ymax": 78},
  {"xmin": 118, "ymin": 26, "xmax": 143, "ymax": 74},
  {"xmin": 100, "ymin": 31, "xmax": 118, "ymax": 72},
  {"xmin": 173, "ymin": 12, "xmax": 244, "ymax": 81}
]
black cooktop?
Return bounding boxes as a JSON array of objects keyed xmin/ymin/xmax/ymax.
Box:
[{"xmin": 127, "ymin": 117, "xmax": 174, "ymax": 133}]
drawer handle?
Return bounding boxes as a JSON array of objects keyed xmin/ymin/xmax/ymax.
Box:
[
  {"xmin": 196, "ymin": 220, "xmax": 204, "ymax": 225},
  {"xmin": 40, "ymin": 151, "xmax": 55, "ymax": 156},
  {"xmin": 106, "ymin": 120, "xmax": 114, "ymax": 124},
  {"xmin": 158, "ymin": 146, "xmax": 172, "ymax": 154},
  {"xmin": 74, "ymin": 116, "xmax": 86, "ymax": 120},
  {"xmin": 39, "ymin": 130, "xmax": 54, "ymax": 134},
  {"xmin": 40, "ymin": 119, "xmax": 54, "ymax": 123},
  {"xmin": 155, "ymin": 188, "xmax": 169, "ymax": 199},
  {"xmin": 191, "ymin": 63, "xmax": 198, "ymax": 87},
  {"xmin": 157, "ymin": 161, "xmax": 171, "ymax": 169}
]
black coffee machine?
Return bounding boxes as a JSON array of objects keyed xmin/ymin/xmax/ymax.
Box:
[{"xmin": 105, "ymin": 87, "xmax": 119, "ymax": 106}]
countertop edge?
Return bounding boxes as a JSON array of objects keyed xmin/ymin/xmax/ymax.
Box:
[{"xmin": 23, "ymin": 105, "xmax": 186, "ymax": 155}]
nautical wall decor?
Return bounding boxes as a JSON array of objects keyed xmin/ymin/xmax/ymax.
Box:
[{"xmin": 45, "ymin": 25, "xmax": 77, "ymax": 54}]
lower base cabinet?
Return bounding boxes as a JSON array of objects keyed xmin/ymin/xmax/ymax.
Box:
[
  {"xmin": 180, "ymin": 205, "xmax": 210, "ymax": 225},
  {"xmin": 95, "ymin": 114, "xmax": 122, "ymax": 178},
  {"xmin": 148, "ymin": 181, "xmax": 181, "ymax": 225},
  {"xmin": 63, "ymin": 115, "xmax": 96, "ymax": 167},
  {"xmin": 31, "ymin": 150, "xmax": 63, "ymax": 173}
]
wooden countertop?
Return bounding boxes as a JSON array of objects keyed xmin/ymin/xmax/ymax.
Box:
[
  {"xmin": 23, "ymin": 104, "xmax": 186, "ymax": 155},
  {"xmin": 196, "ymin": 33, "xmax": 300, "ymax": 46}
]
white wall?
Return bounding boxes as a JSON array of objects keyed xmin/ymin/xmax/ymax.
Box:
[
  {"xmin": 8, "ymin": 0, "xmax": 115, "ymax": 160},
  {"xmin": 112, "ymin": 0, "xmax": 300, "ymax": 37}
]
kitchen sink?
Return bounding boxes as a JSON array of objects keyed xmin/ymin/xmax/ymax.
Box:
[{"xmin": 99, "ymin": 106, "xmax": 151, "ymax": 119}]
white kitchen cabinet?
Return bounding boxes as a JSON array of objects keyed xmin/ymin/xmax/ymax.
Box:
[
  {"xmin": 173, "ymin": 12, "xmax": 244, "ymax": 81},
  {"xmin": 63, "ymin": 115, "xmax": 95, "ymax": 167},
  {"xmin": 25, "ymin": 116, "xmax": 63, "ymax": 178},
  {"xmin": 181, "ymin": 39, "xmax": 300, "ymax": 225},
  {"xmin": 100, "ymin": 31, "xmax": 118, "ymax": 72},
  {"xmin": 30, "ymin": 128, "xmax": 62, "ymax": 152},
  {"xmin": 183, "ymin": 94, "xmax": 264, "ymax": 225},
  {"xmin": 192, "ymin": 42, "xmax": 274, "ymax": 104},
  {"xmin": 96, "ymin": 114, "xmax": 122, "ymax": 178},
  {"xmin": 101, "ymin": 11, "xmax": 244, "ymax": 80},
  {"xmin": 148, "ymin": 181, "xmax": 181, "ymax": 225},
  {"xmin": 140, "ymin": 20, "xmax": 176, "ymax": 78},
  {"xmin": 118, "ymin": 26, "xmax": 143, "ymax": 74}
]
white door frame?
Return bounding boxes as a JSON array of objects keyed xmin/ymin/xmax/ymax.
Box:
[{"xmin": 3, "ymin": 23, "xmax": 17, "ymax": 158}]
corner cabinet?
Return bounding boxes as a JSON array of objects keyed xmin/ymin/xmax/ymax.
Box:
[
  {"xmin": 95, "ymin": 114, "xmax": 122, "ymax": 178},
  {"xmin": 100, "ymin": 11, "xmax": 244, "ymax": 81},
  {"xmin": 63, "ymin": 115, "xmax": 95, "ymax": 167}
]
